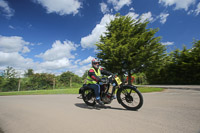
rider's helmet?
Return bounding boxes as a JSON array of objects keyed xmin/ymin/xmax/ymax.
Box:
[{"xmin": 92, "ymin": 58, "xmax": 100, "ymax": 69}]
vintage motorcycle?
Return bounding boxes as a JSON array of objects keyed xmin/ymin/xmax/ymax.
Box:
[{"xmin": 79, "ymin": 75, "xmax": 143, "ymax": 110}]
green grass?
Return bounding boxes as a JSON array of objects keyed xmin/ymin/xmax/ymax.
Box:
[
  {"xmin": 0, "ymin": 87, "xmax": 164, "ymax": 96},
  {"xmin": 137, "ymin": 87, "xmax": 164, "ymax": 93}
]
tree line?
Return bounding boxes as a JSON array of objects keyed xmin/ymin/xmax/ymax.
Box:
[
  {"xmin": 146, "ymin": 40, "xmax": 200, "ymax": 84},
  {"xmin": 0, "ymin": 68, "xmax": 85, "ymax": 92}
]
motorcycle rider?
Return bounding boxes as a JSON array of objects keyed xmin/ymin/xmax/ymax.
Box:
[{"xmin": 87, "ymin": 58, "xmax": 113, "ymax": 105}]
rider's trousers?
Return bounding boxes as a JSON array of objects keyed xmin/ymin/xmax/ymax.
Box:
[{"xmin": 87, "ymin": 84, "xmax": 100, "ymax": 100}]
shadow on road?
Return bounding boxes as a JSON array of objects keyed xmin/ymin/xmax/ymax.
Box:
[
  {"xmin": 74, "ymin": 103, "xmax": 136, "ymax": 111},
  {"xmin": 0, "ymin": 128, "xmax": 4, "ymax": 133}
]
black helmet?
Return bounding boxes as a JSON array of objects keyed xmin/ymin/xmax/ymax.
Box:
[{"xmin": 92, "ymin": 58, "xmax": 100, "ymax": 69}]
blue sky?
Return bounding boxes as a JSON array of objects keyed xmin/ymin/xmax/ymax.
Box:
[{"xmin": 0, "ymin": 0, "xmax": 200, "ymax": 76}]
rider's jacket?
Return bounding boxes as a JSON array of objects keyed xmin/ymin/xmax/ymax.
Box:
[{"xmin": 87, "ymin": 67, "xmax": 112, "ymax": 84}]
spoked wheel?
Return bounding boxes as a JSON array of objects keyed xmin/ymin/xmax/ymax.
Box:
[
  {"xmin": 117, "ymin": 86, "xmax": 143, "ymax": 110},
  {"xmin": 82, "ymin": 87, "xmax": 96, "ymax": 106}
]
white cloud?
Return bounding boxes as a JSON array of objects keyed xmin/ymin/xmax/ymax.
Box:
[
  {"xmin": 187, "ymin": 2, "xmax": 200, "ymax": 16},
  {"xmin": 36, "ymin": 40, "xmax": 76, "ymax": 61},
  {"xmin": 0, "ymin": 52, "xmax": 34, "ymax": 69},
  {"xmin": 126, "ymin": 11, "xmax": 155, "ymax": 23},
  {"xmin": 33, "ymin": 0, "xmax": 82, "ymax": 15},
  {"xmin": 159, "ymin": 13, "xmax": 169, "ymax": 24},
  {"xmin": 108, "ymin": 0, "xmax": 131, "ymax": 11},
  {"xmin": 39, "ymin": 57, "xmax": 72, "ymax": 70},
  {"xmin": 0, "ymin": 0, "xmax": 14, "ymax": 18},
  {"xmin": 0, "ymin": 35, "xmax": 34, "ymax": 71},
  {"xmin": 79, "ymin": 56, "xmax": 94, "ymax": 65},
  {"xmin": 22, "ymin": 46, "xmax": 31, "ymax": 53},
  {"xmin": 161, "ymin": 41, "xmax": 174, "ymax": 45},
  {"xmin": 100, "ymin": 2, "xmax": 109, "ymax": 14},
  {"xmin": 140, "ymin": 12, "xmax": 154, "ymax": 22},
  {"xmin": 126, "ymin": 12, "xmax": 139, "ymax": 20},
  {"xmin": 0, "ymin": 35, "xmax": 30, "ymax": 53},
  {"xmin": 159, "ymin": 0, "xmax": 196, "ymax": 11},
  {"xmin": 74, "ymin": 63, "xmax": 91, "ymax": 76},
  {"xmin": 9, "ymin": 25, "xmax": 15, "ymax": 29},
  {"xmin": 80, "ymin": 14, "xmax": 115, "ymax": 49},
  {"xmin": 195, "ymin": 2, "xmax": 200, "ymax": 15}
]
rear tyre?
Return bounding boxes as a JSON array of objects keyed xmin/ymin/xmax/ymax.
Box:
[
  {"xmin": 82, "ymin": 87, "xmax": 96, "ymax": 106},
  {"xmin": 117, "ymin": 86, "xmax": 143, "ymax": 110}
]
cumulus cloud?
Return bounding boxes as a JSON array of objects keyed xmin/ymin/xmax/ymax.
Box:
[
  {"xmin": 0, "ymin": 0, "xmax": 14, "ymax": 18},
  {"xmin": 0, "ymin": 52, "xmax": 34, "ymax": 68},
  {"xmin": 81, "ymin": 14, "xmax": 115, "ymax": 49},
  {"xmin": 108, "ymin": 0, "xmax": 131, "ymax": 11},
  {"xmin": 0, "ymin": 35, "xmax": 34, "ymax": 71},
  {"xmin": 33, "ymin": 0, "xmax": 82, "ymax": 15},
  {"xmin": 39, "ymin": 57, "xmax": 72, "ymax": 70},
  {"xmin": 0, "ymin": 35, "xmax": 30, "ymax": 53},
  {"xmin": 159, "ymin": 0, "xmax": 196, "ymax": 11},
  {"xmin": 36, "ymin": 40, "xmax": 77, "ymax": 61}
]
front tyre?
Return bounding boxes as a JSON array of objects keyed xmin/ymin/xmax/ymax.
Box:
[
  {"xmin": 82, "ymin": 87, "xmax": 96, "ymax": 106},
  {"xmin": 117, "ymin": 86, "xmax": 143, "ymax": 110}
]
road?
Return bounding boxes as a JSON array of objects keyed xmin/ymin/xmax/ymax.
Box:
[{"xmin": 0, "ymin": 89, "xmax": 200, "ymax": 133}]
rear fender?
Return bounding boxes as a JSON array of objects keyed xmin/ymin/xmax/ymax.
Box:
[{"xmin": 79, "ymin": 85, "xmax": 94, "ymax": 94}]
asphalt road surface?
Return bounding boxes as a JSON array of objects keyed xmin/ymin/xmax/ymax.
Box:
[{"xmin": 0, "ymin": 89, "xmax": 200, "ymax": 133}]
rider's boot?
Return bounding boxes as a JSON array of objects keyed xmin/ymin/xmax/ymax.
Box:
[{"xmin": 96, "ymin": 99, "xmax": 104, "ymax": 105}]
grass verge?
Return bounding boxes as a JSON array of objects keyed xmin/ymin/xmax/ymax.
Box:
[{"xmin": 0, "ymin": 87, "xmax": 164, "ymax": 96}]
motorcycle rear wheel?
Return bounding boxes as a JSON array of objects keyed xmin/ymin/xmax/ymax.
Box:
[
  {"xmin": 82, "ymin": 87, "xmax": 96, "ymax": 106},
  {"xmin": 117, "ymin": 86, "xmax": 143, "ymax": 110}
]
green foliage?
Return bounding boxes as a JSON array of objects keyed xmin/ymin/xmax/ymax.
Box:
[
  {"xmin": 58, "ymin": 71, "xmax": 82, "ymax": 87},
  {"xmin": 2, "ymin": 78, "xmax": 18, "ymax": 92},
  {"xmin": 132, "ymin": 73, "xmax": 148, "ymax": 85},
  {"xmin": 147, "ymin": 40, "xmax": 200, "ymax": 84},
  {"xmin": 0, "ymin": 68, "xmax": 83, "ymax": 92},
  {"xmin": 28, "ymin": 73, "xmax": 55, "ymax": 90}
]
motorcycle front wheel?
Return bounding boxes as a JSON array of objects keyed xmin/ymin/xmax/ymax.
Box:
[
  {"xmin": 117, "ymin": 86, "xmax": 143, "ymax": 110},
  {"xmin": 82, "ymin": 87, "xmax": 96, "ymax": 106}
]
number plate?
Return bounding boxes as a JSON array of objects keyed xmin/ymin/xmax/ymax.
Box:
[{"xmin": 115, "ymin": 77, "xmax": 122, "ymax": 85}]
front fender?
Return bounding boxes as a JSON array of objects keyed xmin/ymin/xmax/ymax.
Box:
[{"xmin": 116, "ymin": 85, "xmax": 138, "ymax": 104}]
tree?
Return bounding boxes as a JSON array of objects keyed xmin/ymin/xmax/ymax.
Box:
[
  {"xmin": 29, "ymin": 73, "xmax": 55, "ymax": 90},
  {"xmin": 59, "ymin": 71, "xmax": 82, "ymax": 87},
  {"xmin": 96, "ymin": 14, "xmax": 166, "ymax": 84},
  {"xmin": 3, "ymin": 66, "xmax": 17, "ymax": 78},
  {"xmin": 24, "ymin": 69, "xmax": 34, "ymax": 77}
]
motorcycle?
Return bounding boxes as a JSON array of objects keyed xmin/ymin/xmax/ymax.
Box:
[{"xmin": 78, "ymin": 75, "xmax": 143, "ymax": 110}]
